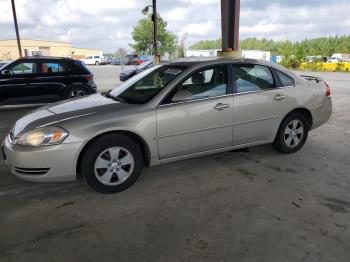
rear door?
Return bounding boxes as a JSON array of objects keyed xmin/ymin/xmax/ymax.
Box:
[
  {"xmin": 0, "ymin": 60, "xmax": 39, "ymax": 105},
  {"xmin": 157, "ymin": 64, "xmax": 234, "ymax": 159},
  {"xmin": 29, "ymin": 60, "xmax": 68, "ymax": 103},
  {"xmin": 232, "ymin": 63, "xmax": 293, "ymax": 145}
]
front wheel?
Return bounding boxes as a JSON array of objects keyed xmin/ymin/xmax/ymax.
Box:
[
  {"xmin": 81, "ymin": 134, "xmax": 144, "ymax": 193},
  {"xmin": 273, "ymin": 112, "xmax": 310, "ymax": 154},
  {"xmin": 95, "ymin": 61, "xmax": 100, "ymax": 66}
]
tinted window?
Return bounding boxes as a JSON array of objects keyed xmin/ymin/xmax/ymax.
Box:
[
  {"xmin": 94, "ymin": 56, "xmax": 99, "ymax": 59},
  {"xmin": 41, "ymin": 62, "xmax": 66, "ymax": 73},
  {"xmin": 234, "ymin": 64, "xmax": 275, "ymax": 93},
  {"xmin": 112, "ymin": 66, "xmax": 185, "ymax": 104},
  {"xmin": 9, "ymin": 62, "xmax": 37, "ymax": 75},
  {"xmin": 72, "ymin": 60, "xmax": 90, "ymax": 74},
  {"xmin": 168, "ymin": 65, "xmax": 228, "ymax": 103},
  {"xmin": 275, "ymin": 70, "xmax": 295, "ymax": 87}
]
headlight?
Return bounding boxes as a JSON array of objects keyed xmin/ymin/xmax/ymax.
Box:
[{"xmin": 13, "ymin": 127, "xmax": 69, "ymax": 146}]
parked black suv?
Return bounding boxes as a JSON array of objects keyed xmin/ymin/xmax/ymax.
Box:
[{"xmin": 0, "ymin": 56, "xmax": 97, "ymax": 107}]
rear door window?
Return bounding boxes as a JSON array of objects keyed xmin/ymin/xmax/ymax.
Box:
[
  {"xmin": 233, "ymin": 64, "xmax": 275, "ymax": 93},
  {"xmin": 275, "ymin": 70, "xmax": 295, "ymax": 87},
  {"xmin": 40, "ymin": 62, "xmax": 66, "ymax": 74}
]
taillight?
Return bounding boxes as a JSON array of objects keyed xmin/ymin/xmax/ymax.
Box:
[
  {"xmin": 85, "ymin": 74, "xmax": 93, "ymax": 81},
  {"xmin": 324, "ymin": 81, "xmax": 331, "ymax": 97}
]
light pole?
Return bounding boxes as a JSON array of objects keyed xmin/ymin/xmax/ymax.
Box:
[
  {"xmin": 11, "ymin": 0, "xmax": 22, "ymax": 58},
  {"xmin": 142, "ymin": 0, "xmax": 160, "ymax": 64}
]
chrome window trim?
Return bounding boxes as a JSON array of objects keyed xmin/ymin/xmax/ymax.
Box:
[
  {"xmin": 284, "ymin": 85, "xmax": 295, "ymax": 88},
  {"xmin": 157, "ymin": 93, "xmax": 234, "ymax": 108},
  {"xmin": 233, "ymin": 86, "xmax": 284, "ymax": 96},
  {"xmin": 0, "ymin": 103, "xmax": 45, "ymax": 109}
]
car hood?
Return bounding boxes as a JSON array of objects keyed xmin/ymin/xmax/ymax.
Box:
[
  {"xmin": 11, "ymin": 94, "xmax": 128, "ymax": 137},
  {"xmin": 121, "ymin": 68, "xmax": 136, "ymax": 75}
]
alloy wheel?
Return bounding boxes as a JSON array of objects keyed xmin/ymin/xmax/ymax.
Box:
[
  {"xmin": 94, "ymin": 147, "xmax": 135, "ymax": 186},
  {"xmin": 284, "ymin": 119, "xmax": 304, "ymax": 148},
  {"xmin": 70, "ymin": 90, "xmax": 86, "ymax": 98}
]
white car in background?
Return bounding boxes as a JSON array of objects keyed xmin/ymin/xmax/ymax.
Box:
[
  {"xmin": 81, "ymin": 55, "xmax": 104, "ymax": 66},
  {"xmin": 328, "ymin": 57, "xmax": 341, "ymax": 63}
]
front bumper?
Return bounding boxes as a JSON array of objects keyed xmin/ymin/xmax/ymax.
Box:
[{"xmin": 2, "ymin": 135, "xmax": 84, "ymax": 182}]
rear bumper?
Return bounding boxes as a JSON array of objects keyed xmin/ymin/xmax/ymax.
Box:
[
  {"xmin": 2, "ymin": 135, "xmax": 83, "ymax": 182},
  {"xmin": 311, "ymin": 97, "xmax": 332, "ymax": 129}
]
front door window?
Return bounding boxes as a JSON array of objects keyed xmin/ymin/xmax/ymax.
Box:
[{"xmin": 9, "ymin": 62, "xmax": 37, "ymax": 75}]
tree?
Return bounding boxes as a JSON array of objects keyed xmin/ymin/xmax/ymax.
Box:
[
  {"xmin": 130, "ymin": 15, "xmax": 176, "ymax": 56},
  {"xmin": 190, "ymin": 39, "xmax": 221, "ymax": 50},
  {"xmin": 115, "ymin": 47, "xmax": 128, "ymax": 58},
  {"xmin": 176, "ymin": 33, "xmax": 188, "ymax": 58},
  {"xmin": 188, "ymin": 36, "xmax": 350, "ymax": 68}
]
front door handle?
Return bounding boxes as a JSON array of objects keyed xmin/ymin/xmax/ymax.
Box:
[
  {"xmin": 213, "ymin": 103, "xmax": 230, "ymax": 111},
  {"xmin": 274, "ymin": 94, "xmax": 287, "ymax": 101}
]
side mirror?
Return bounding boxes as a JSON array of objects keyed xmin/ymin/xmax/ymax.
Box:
[
  {"xmin": 1, "ymin": 70, "xmax": 10, "ymax": 75},
  {"xmin": 172, "ymin": 89, "xmax": 193, "ymax": 103}
]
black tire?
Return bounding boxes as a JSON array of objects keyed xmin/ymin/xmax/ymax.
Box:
[
  {"xmin": 81, "ymin": 134, "xmax": 144, "ymax": 194},
  {"xmin": 65, "ymin": 86, "xmax": 88, "ymax": 99},
  {"xmin": 273, "ymin": 112, "xmax": 310, "ymax": 154},
  {"xmin": 95, "ymin": 61, "xmax": 99, "ymax": 66}
]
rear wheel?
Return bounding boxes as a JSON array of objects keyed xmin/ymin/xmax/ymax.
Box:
[
  {"xmin": 95, "ymin": 61, "xmax": 99, "ymax": 66},
  {"xmin": 65, "ymin": 87, "xmax": 88, "ymax": 99},
  {"xmin": 273, "ymin": 112, "xmax": 309, "ymax": 154},
  {"xmin": 81, "ymin": 134, "xmax": 144, "ymax": 193}
]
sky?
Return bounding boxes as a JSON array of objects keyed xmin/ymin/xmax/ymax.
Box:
[{"xmin": 0, "ymin": 0, "xmax": 349, "ymax": 53}]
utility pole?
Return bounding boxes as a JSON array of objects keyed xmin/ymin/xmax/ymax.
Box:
[
  {"xmin": 142, "ymin": 0, "xmax": 160, "ymax": 64},
  {"xmin": 152, "ymin": 0, "xmax": 160, "ymax": 64},
  {"xmin": 218, "ymin": 0, "xmax": 241, "ymax": 58},
  {"xmin": 11, "ymin": 0, "xmax": 23, "ymax": 58}
]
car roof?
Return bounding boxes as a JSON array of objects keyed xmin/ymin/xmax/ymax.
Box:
[
  {"xmin": 166, "ymin": 56, "xmax": 301, "ymax": 82},
  {"xmin": 18, "ymin": 56, "xmax": 74, "ymax": 61},
  {"xmin": 167, "ymin": 57, "xmax": 274, "ymax": 67}
]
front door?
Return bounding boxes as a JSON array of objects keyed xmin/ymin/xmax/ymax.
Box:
[
  {"xmin": 157, "ymin": 65, "xmax": 234, "ymax": 159},
  {"xmin": 0, "ymin": 61, "xmax": 39, "ymax": 105},
  {"xmin": 232, "ymin": 63, "xmax": 292, "ymax": 145}
]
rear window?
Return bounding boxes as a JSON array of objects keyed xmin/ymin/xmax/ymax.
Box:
[
  {"xmin": 72, "ymin": 60, "xmax": 90, "ymax": 74},
  {"xmin": 275, "ymin": 70, "xmax": 295, "ymax": 87}
]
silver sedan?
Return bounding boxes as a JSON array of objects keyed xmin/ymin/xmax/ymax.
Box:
[{"xmin": 2, "ymin": 58, "xmax": 332, "ymax": 193}]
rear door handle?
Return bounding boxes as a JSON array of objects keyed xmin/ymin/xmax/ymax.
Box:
[
  {"xmin": 274, "ymin": 94, "xmax": 287, "ymax": 101},
  {"xmin": 213, "ymin": 103, "xmax": 230, "ymax": 111}
]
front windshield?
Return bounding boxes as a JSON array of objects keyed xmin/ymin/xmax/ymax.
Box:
[{"xmin": 110, "ymin": 65, "xmax": 185, "ymax": 104}]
